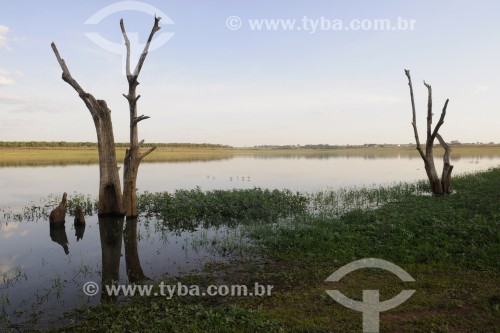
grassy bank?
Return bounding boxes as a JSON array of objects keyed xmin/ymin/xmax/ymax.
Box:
[
  {"xmin": 24, "ymin": 168, "xmax": 498, "ymax": 333},
  {"xmin": 0, "ymin": 147, "xmax": 236, "ymax": 165},
  {"xmin": 1, "ymin": 145, "xmax": 500, "ymax": 166}
]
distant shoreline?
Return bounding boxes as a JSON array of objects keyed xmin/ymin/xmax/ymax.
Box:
[
  {"xmin": 1, "ymin": 144, "xmax": 500, "ymax": 166},
  {"xmin": 0, "ymin": 141, "xmax": 498, "ymax": 150}
]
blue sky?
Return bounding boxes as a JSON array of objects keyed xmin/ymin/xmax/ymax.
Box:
[{"xmin": 0, "ymin": 0, "xmax": 498, "ymax": 146}]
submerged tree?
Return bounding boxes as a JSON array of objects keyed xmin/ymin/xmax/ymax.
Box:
[
  {"xmin": 51, "ymin": 17, "xmax": 161, "ymax": 216},
  {"xmin": 404, "ymin": 69, "xmax": 453, "ymax": 194}
]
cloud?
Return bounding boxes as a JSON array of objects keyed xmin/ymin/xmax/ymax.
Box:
[
  {"xmin": 0, "ymin": 25, "xmax": 11, "ymax": 50},
  {"xmin": 0, "ymin": 92, "xmax": 27, "ymax": 104},
  {"xmin": 473, "ymin": 85, "xmax": 488, "ymax": 93},
  {"xmin": 0, "ymin": 68, "xmax": 15, "ymax": 85},
  {"xmin": 0, "ymin": 92, "xmax": 69, "ymax": 113}
]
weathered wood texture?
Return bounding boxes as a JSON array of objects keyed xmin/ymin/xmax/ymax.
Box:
[
  {"xmin": 51, "ymin": 43, "xmax": 124, "ymax": 216},
  {"xmin": 49, "ymin": 192, "xmax": 68, "ymax": 226},
  {"xmin": 120, "ymin": 17, "xmax": 159, "ymax": 217},
  {"xmin": 405, "ymin": 69, "xmax": 453, "ymax": 194},
  {"xmin": 51, "ymin": 16, "xmax": 161, "ymax": 216}
]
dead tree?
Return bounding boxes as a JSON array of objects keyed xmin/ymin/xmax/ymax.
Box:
[
  {"xmin": 51, "ymin": 17, "xmax": 161, "ymax": 217},
  {"xmin": 405, "ymin": 69, "xmax": 453, "ymax": 194},
  {"xmin": 51, "ymin": 44, "xmax": 124, "ymax": 216},
  {"xmin": 120, "ymin": 17, "xmax": 159, "ymax": 217}
]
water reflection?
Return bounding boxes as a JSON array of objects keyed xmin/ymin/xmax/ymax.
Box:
[
  {"xmin": 2, "ymin": 153, "xmax": 500, "ymax": 211},
  {"xmin": 3, "ymin": 149, "xmax": 500, "ymax": 168},
  {"xmin": 49, "ymin": 226, "xmax": 69, "ymax": 255},
  {"xmin": 99, "ymin": 216, "xmax": 123, "ymax": 303},
  {"xmin": 124, "ymin": 217, "xmax": 147, "ymax": 283},
  {"xmin": 0, "ymin": 210, "xmax": 224, "ymax": 330},
  {"xmin": 1, "ymin": 151, "xmax": 500, "ymax": 330},
  {"xmin": 97, "ymin": 216, "xmax": 149, "ymax": 302},
  {"xmin": 0, "ymin": 154, "xmax": 233, "ymax": 168},
  {"xmin": 75, "ymin": 224, "xmax": 86, "ymax": 241}
]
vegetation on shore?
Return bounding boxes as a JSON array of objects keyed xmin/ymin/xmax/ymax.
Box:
[
  {"xmin": 1, "ymin": 143, "xmax": 500, "ymax": 167},
  {"xmin": 0, "ymin": 141, "xmax": 233, "ymax": 149},
  {"xmin": 16, "ymin": 168, "xmax": 496, "ymax": 333}
]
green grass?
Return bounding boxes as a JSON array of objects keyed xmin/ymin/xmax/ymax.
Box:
[{"xmin": 4, "ymin": 168, "xmax": 500, "ymax": 332}]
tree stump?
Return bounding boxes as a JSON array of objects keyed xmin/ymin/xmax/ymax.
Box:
[
  {"xmin": 49, "ymin": 192, "xmax": 67, "ymax": 227},
  {"xmin": 74, "ymin": 206, "xmax": 86, "ymax": 226}
]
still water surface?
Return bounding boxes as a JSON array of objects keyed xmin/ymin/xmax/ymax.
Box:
[
  {"xmin": 2, "ymin": 153, "xmax": 499, "ymax": 209},
  {"xmin": 1, "ymin": 153, "xmax": 499, "ymax": 328}
]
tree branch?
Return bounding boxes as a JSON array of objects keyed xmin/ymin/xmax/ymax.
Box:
[
  {"xmin": 405, "ymin": 69, "xmax": 425, "ymax": 160},
  {"xmin": 436, "ymin": 133, "xmax": 451, "ymax": 166},
  {"xmin": 132, "ymin": 115, "xmax": 150, "ymax": 125},
  {"xmin": 51, "ymin": 42, "xmax": 103, "ymax": 118},
  {"xmin": 423, "ymin": 81, "xmax": 433, "ymax": 142},
  {"xmin": 51, "ymin": 42, "xmax": 85, "ymax": 96},
  {"xmin": 436, "ymin": 132, "xmax": 453, "ymax": 193},
  {"xmin": 122, "ymin": 94, "xmax": 141, "ymax": 104},
  {"xmin": 119, "ymin": 19, "xmax": 132, "ymax": 78},
  {"xmin": 139, "ymin": 147, "xmax": 156, "ymax": 161},
  {"xmin": 430, "ymin": 99, "xmax": 449, "ymax": 141},
  {"xmin": 120, "ymin": 16, "xmax": 161, "ymax": 82},
  {"xmin": 133, "ymin": 16, "xmax": 161, "ymax": 77}
]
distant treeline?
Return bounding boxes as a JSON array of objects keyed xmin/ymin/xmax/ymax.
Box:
[
  {"xmin": 252, "ymin": 142, "xmax": 495, "ymax": 150},
  {"xmin": 0, "ymin": 141, "xmax": 233, "ymax": 149},
  {"xmin": 252, "ymin": 144, "xmax": 394, "ymax": 150},
  {"xmin": 253, "ymin": 144, "xmax": 344, "ymax": 150}
]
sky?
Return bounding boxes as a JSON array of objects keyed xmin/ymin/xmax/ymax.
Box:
[{"xmin": 0, "ymin": 0, "xmax": 499, "ymax": 147}]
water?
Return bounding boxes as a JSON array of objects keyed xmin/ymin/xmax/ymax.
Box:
[
  {"xmin": 2, "ymin": 153, "xmax": 499, "ymax": 210},
  {"xmin": 1, "ymin": 152, "xmax": 499, "ymax": 329}
]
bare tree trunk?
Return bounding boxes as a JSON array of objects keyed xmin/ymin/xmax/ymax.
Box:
[
  {"xmin": 405, "ymin": 69, "xmax": 453, "ymax": 195},
  {"xmin": 51, "ymin": 44, "xmax": 124, "ymax": 216},
  {"xmin": 437, "ymin": 133, "xmax": 454, "ymax": 193},
  {"xmin": 120, "ymin": 17, "xmax": 159, "ymax": 217}
]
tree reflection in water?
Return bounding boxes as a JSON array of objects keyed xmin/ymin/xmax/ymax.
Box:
[{"xmin": 98, "ymin": 216, "xmax": 148, "ymax": 302}]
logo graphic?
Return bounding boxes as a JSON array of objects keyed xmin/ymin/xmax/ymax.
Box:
[
  {"xmin": 325, "ymin": 258, "xmax": 415, "ymax": 333},
  {"xmin": 84, "ymin": 1, "xmax": 175, "ymax": 74}
]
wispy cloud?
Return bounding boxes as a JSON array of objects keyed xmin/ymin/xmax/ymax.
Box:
[
  {"xmin": 0, "ymin": 25, "xmax": 12, "ymax": 50},
  {"xmin": 0, "ymin": 92, "xmax": 70, "ymax": 113},
  {"xmin": 0, "ymin": 68, "xmax": 15, "ymax": 85},
  {"xmin": 473, "ymin": 85, "xmax": 488, "ymax": 93}
]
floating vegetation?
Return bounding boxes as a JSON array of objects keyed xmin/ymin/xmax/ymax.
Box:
[
  {"xmin": 308, "ymin": 180, "xmax": 430, "ymax": 218},
  {"xmin": 137, "ymin": 187, "xmax": 309, "ymax": 231}
]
